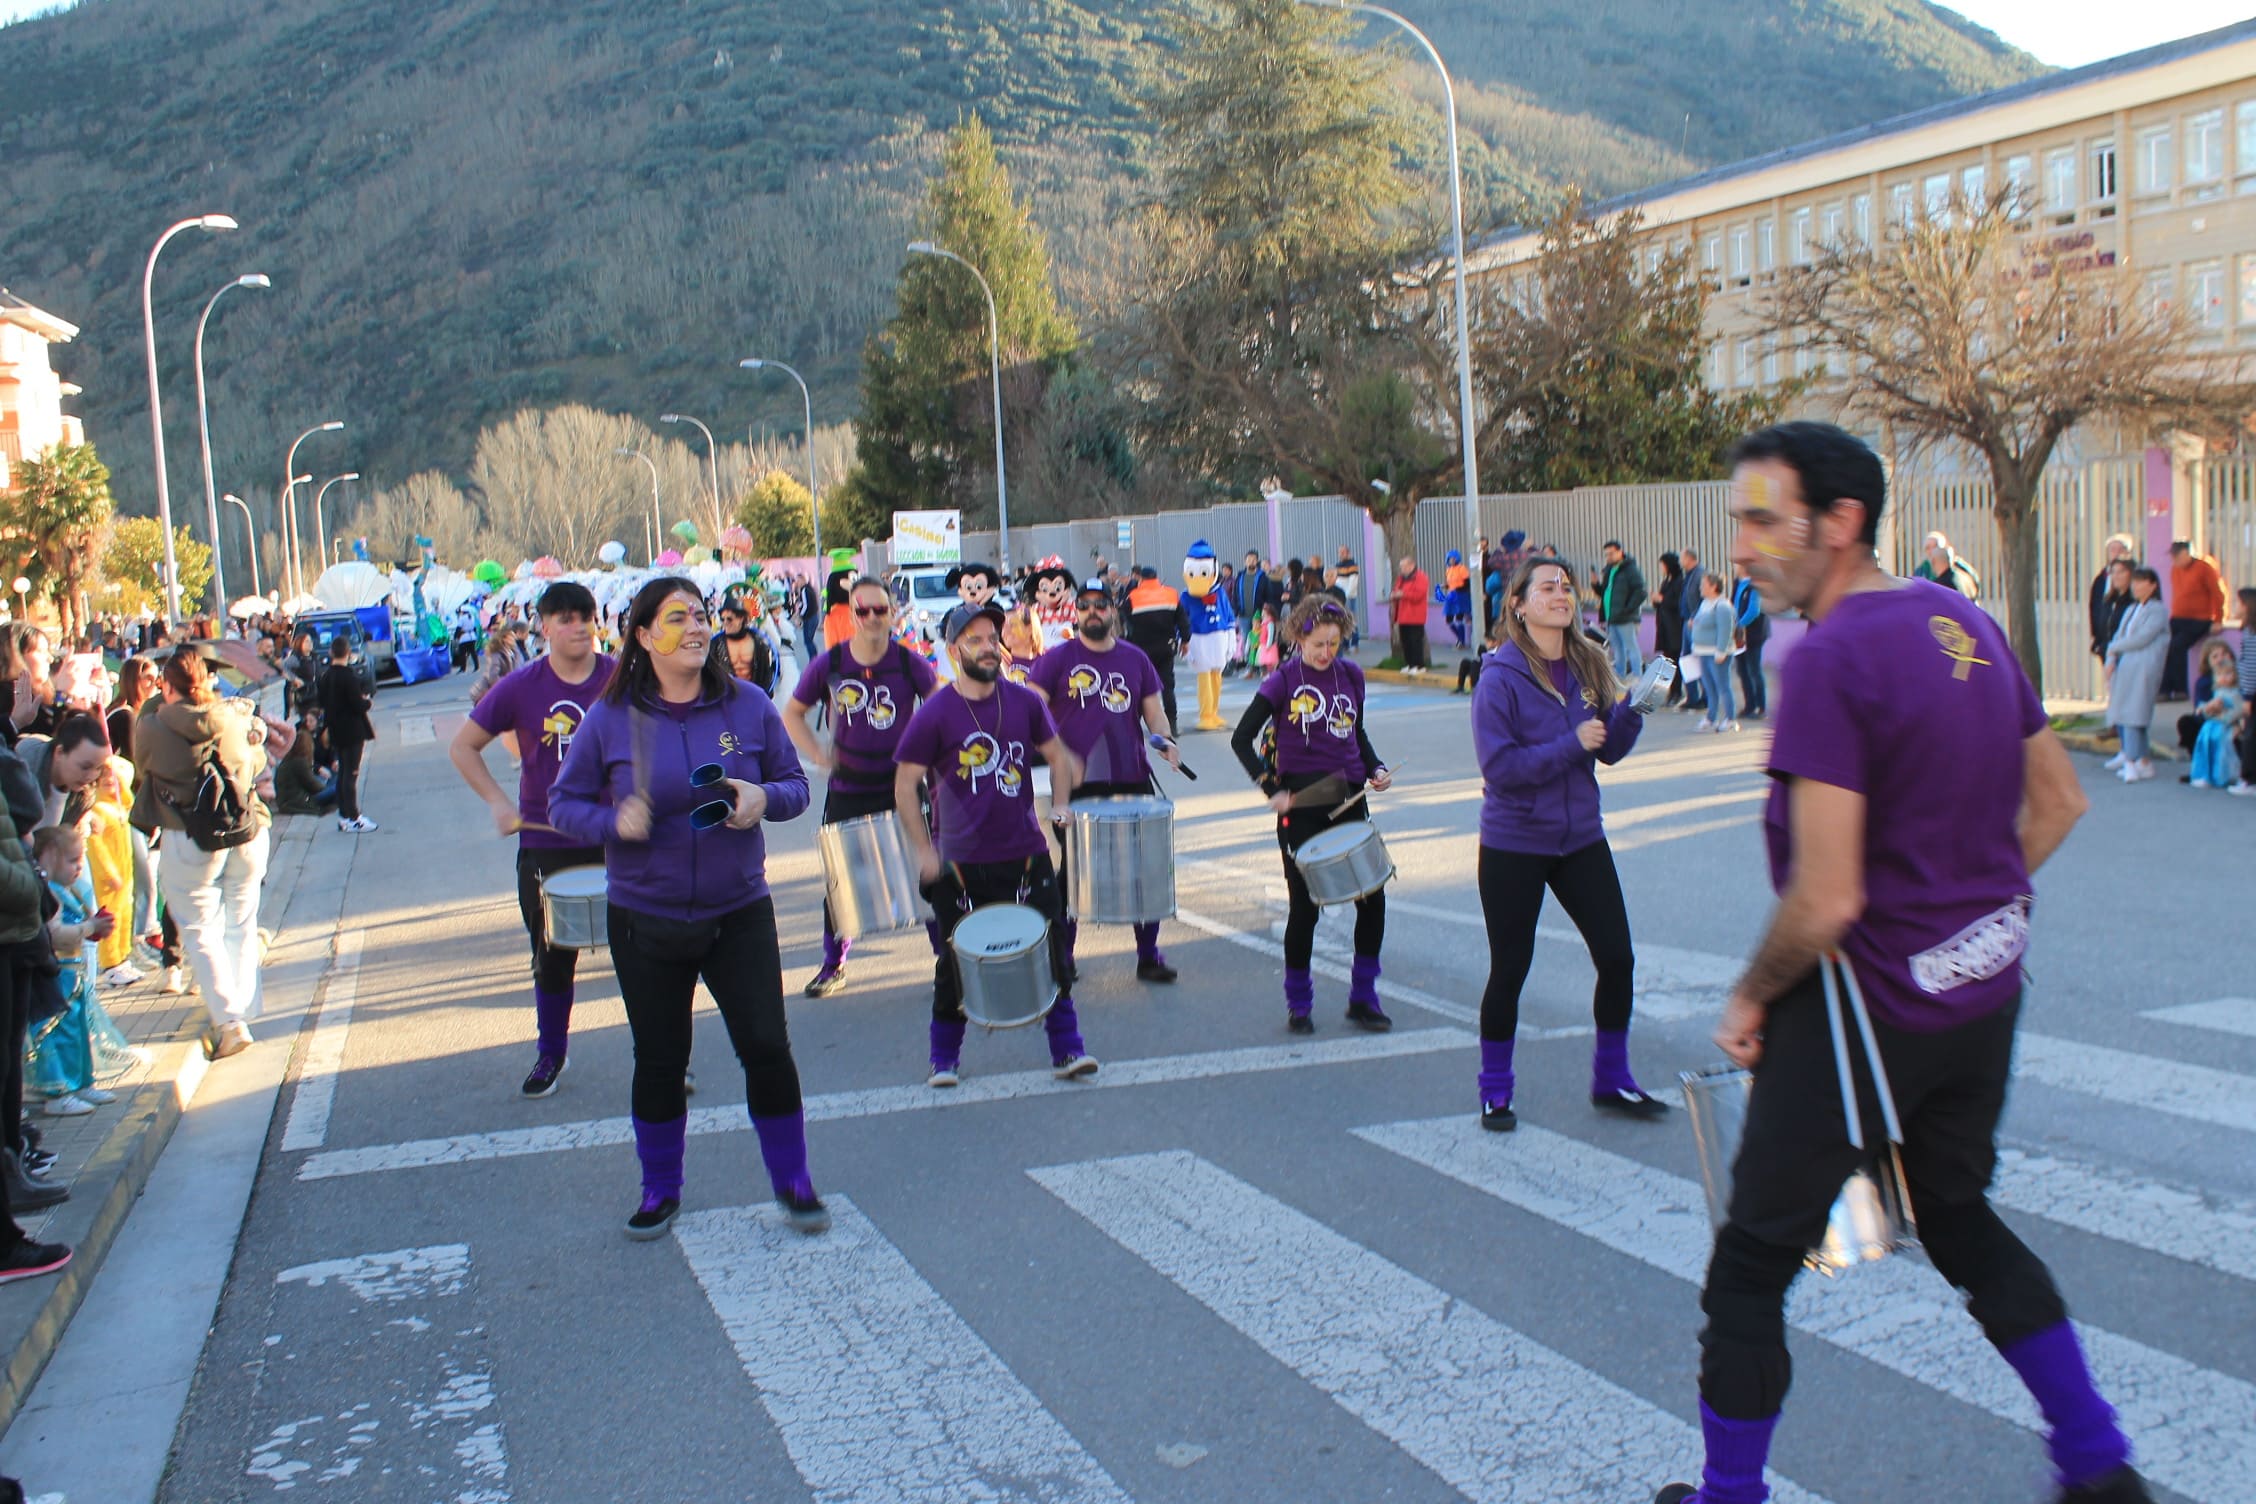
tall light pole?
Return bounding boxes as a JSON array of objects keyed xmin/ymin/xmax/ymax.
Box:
[
  {"xmin": 1307, "ymin": 0, "xmax": 1482, "ymax": 578},
  {"xmin": 222, "ymin": 492, "xmax": 263, "ymax": 600},
  {"xmin": 193, "ymin": 272, "xmax": 269, "ymax": 612},
  {"xmin": 142, "ymin": 213, "xmax": 239, "ymax": 624},
  {"xmin": 281, "ymin": 421, "xmax": 343, "ymax": 603},
  {"xmin": 614, "ymin": 447, "xmax": 663, "ymax": 564},
  {"xmin": 906, "ymin": 241, "xmax": 1012, "ymax": 574},
  {"xmin": 313, "ymin": 472, "xmax": 360, "ymax": 575},
  {"xmin": 659, "ymin": 413, "xmax": 723, "ymax": 547},
  {"xmin": 739, "ymin": 358, "xmax": 819, "ymax": 564}
]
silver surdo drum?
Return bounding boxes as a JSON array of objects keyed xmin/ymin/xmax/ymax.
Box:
[
  {"xmin": 950, "ymin": 903, "xmax": 1057, "ymax": 1030},
  {"xmin": 540, "ymin": 866, "xmax": 609, "ymax": 950},
  {"xmin": 817, "ymin": 813, "xmax": 928, "ymax": 939},
  {"xmin": 1065, "ymin": 795, "xmax": 1175, "ymax": 924},
  {"xmin": 1293, "ymin": 822, "xmax": 1395, "ymax": 907}
]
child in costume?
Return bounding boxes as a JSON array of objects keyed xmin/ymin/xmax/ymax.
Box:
[
  {"xmin": 29, "ymin": 825, "xmax": 136, "ymax": 1117},
  {"xmin": 1180, "ymin": 540, "xmax": 1238, "ymax": 730},
  {"xmin": 85, "ymin": 758, "xmax": 139, "ymax": 985}
]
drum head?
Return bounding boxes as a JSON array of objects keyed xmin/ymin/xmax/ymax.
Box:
[
  {"xmin": 542, "ymin": 866, "xmax": 607, "ymax": 898},
  {"xmin": 952, "ymin": 903, "xmax": 1049, "ymax": 957},
  {"xmin": 1079, "ymin": 795, "xmax": 1173, "ymax": 822},
  {"xmin": 1296, "ymin": 824, "xmax": 1372, "ymax": 861}
]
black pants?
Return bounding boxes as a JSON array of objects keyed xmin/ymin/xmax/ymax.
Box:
[
  {"xmin": 609, "ymin": 896, "xmax": 801, "ymax": 1125},
  {"xmin": 2162, "ymin": 618, "xmax": 2210, "ymax": 697},
  {"xmin": 1698, "ymin": 975, "xmax": 2065, "ymax": 1419},
  {"xmin": 1055, "ymin": 777, "xmax": 1157, "ymax": 968},
  {"xmin": 334, "ymin": 737, "xmax": 367, "ymax": 821},
  {"xmin": 1399, "ymin": 624, "xmax": 1429, "ymax": 669},
  {"xmin": 1, "ymin": 957, "xmax": 28, "ymax": 1160},
  {"xmin": 515, "ymin": 845, "xmax": 605, "ymax": 991},
  {"xmin": 1735, "ymin": 634, "xmax": 1768, "ymax": 716},
  {"xmin": 1277, "ymin": 778, "xmax": 1384, "ymax": 969},
  {"xmin": 1477, "ymin": 841, "xmax": 1633, "ymax": 1041},
  {"xmin": 1136, "ymin": 643, "xmax": 1179, "ymax": 734},
  {"xmin": 924, "ymin": 853, "xmax": 1069, "ymax": 1022},
  {"xmin": 1455, "ymin": 657, "xmax": 1480, "ymax": 692},
  {"xmin": 819, "ymin": 785, "xmax": 901, "ymax": 941}
]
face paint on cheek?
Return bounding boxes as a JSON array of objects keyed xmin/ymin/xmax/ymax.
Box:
[
  {"xmin": 1753, "ymin": 514, "xmax": 1810, "ymax": 562},
  {"xmin": 650, "ymin": 612, "xmax": 690, "ymax": 655}
]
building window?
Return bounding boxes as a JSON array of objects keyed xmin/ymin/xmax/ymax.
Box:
[
  {"xmin": 1923, "ymin": 172, "xmax": 1952, "ymax": 222},
  {"xmin": 1728, "ymin": 225, "xmax": 1751, "ymax": 284},
  {"xmin": 1789, "ymin": 207, "xmax": 1813, "ymax": 265},
  {"xmin": 1961, "ymin": 163, "xmax": 1987, "ymax": 212},
  {"xmin": 1851, "ymin": 193, "xmax": 1871, "ymax": 243},
  {"xmin": 2143, "ymin": 267, "xmax": 2175, "ymax": 316},
  {"xmin": 1889, "ymin": 182, "xmax": 1915, "ymax": 229},
  {"xmin": 1706, "ymin": 341, "xmax": 1723, "ymax": 388},
  {"xmin": 1735, "ymin": 338, "xmax": 1757, "ymax": 387},
  {"xmin": 1702, "ymin": 233, "xmax": 1722, "ymax": 284},
  {"xmin": 2186, "ymin": 108, "xmax": 2225, "ymax": 198},
  {"xmin": 1761, "ymin": 334, "xmax": 1779, "ymax": 385},
  {"xmin": 1755, "ymin": 218, "xmax": 1775, "ymax": 273},
  {"xmin": 2045, "ymin": 147, "xmax": 2077, "ymax": 217},
  {"xmin": 2189, "ymin": 259, "xmax": 2226, "ymax": 331},
  {"xmin": 2238, "ymin": 254, "xmax": 2256, "ymax": 324},
  {"xmin": 2091, "ymin": 139, "xmax": 2118, "ymax": 205},
  {"xmin": 1818, "ymin": 201, "xmax": 1843, "ymax": 247},
  {"xmin": 2135, "ymin": 125, "xmax": 2173, "ymax": 198},
  {"xmin": 2003, "ymin": 154, "xmax": 2032, "ymax": 215},
  {"xmin": 2238, "ymin": 102, "xmax": 2256, "ymax": 193}
]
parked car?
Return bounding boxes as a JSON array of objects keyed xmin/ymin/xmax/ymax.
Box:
[{"xmin": 292, "ymin": 611, "xmax": 384, "ymax": 692}]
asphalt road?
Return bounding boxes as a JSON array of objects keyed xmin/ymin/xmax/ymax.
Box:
[{"xmin": 143, "ymin": 662, "xmax": 2254, "ymax": 1504}]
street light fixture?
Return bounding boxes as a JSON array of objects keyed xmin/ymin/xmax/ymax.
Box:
[
  {"xmin": 222, "ymin": 492, "xmax": 264, "ymax": 600},
  {"xmin": 142, "ymin": 212, "xmax": 239, "ymax": 625},
  {"xmin": 739, "ymin": 358, "xmax": 820, "ymax": 563},
  {"xmin": 281, "ymin": 421, "xmax": 344, "ymax": 602},
  {"xmin": 614, "ymin": 447, "xmax": 663, "ymax": 564},
  {"xmin": 906, "ymin": 240, "xmax": 1013, "ymax": 573},
  {"xmin": 1304, "ymin": 0, "xmax": 1482, "ymax": 581},
  {"xmin": 313, "ymin": 472, "xmax": 360, "ymax": 573},
  {"xmin": 658, "ymin": 413, "xmax": 723, "ymax": 546},
  {"xmin": 193, "ymin": 272, "xmax": 269, "ymax": 611}
]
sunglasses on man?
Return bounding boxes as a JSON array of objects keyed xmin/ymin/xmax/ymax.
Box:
[{"xmin": 853, "ymin": 603, "xmax": 892, "ymax": 619}]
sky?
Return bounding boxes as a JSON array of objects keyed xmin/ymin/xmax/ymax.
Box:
[{"xmin": 0, "ymin": 0, "xmax": 2245, "ymax": 65}]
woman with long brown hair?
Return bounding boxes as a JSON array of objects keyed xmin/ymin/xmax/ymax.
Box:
[
  {"xmin": 1468, "ymin": 557, "xmax": 1663, "ymax": 1130},
  {"xmin": 105, "ymin": 656, "xmax": 159, "ymax": 764}
]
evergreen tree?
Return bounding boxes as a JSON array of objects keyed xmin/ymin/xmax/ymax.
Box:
[
  {"xmin": 734, "ymin": 469, "xmax": 815, "ymax": 558},
  {"xmin": 102, "ymin": 516, "xmax": 212, "ymax": 619},
  {"xmin": 854, "ymin": 115, "xmax": 1079, "ymax": 528}
]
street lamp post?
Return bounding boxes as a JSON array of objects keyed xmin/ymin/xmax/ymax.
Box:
[
  {"xmin": 193, "ymin": 272, "xmax": 269, "ymax": 613},
  {"xmin": 906, "ymin": 241, "xmax": 1012, "ymax": 574},
  {"xmin": 222, "ymin": 492, "xmax": 263, "ymax": 600},
  {"xmin": 739, "ymin": 358, "xmax": 820, "ymax": 564},
  {"xmin": 659, "ymin": 413, "xmax": 723, "ymax": 547},
  {"xmin": 142, "ymin": 213, "xmax": 239, "ymax": 625},
  {"xmin": 614, "ymin": 447, "xmax": 663, "ymax": 564},
  {"xmin": 1306, "ymin": 0, "xmax": 1482, "ymax": 579},
  {"xmin": 313, "ymin": 472, "xmax": 360, "ymax": 574},
  {"xmin": 281, "ymin": 421, "xmax": 343, "ymax": 603}
]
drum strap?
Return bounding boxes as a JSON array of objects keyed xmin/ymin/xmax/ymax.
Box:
[
  {"xmin": 1821, "ymin": 952, "xmax": 1903, "ymax": 1152},
  {"xmin": 943, "ymin": 857, "xmax": 1036, "ymax": 909}
]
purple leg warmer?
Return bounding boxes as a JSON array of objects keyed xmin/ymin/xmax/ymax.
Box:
[
  {"xmin": 1044, "ymin": 995, "xmax": 1086, "ymax": 1065},
  {"xmin": 1593, "ymin": 1028, "xmax": 1640, "ymax": 1096},
  {"xmin": 929, "ymin": 1018, "xmax": 966, "ymax": 1072},
  {"xmin": 1284, "ymin": 967, "xmax": 1314, "ymax": 1018},
  {"xmin": 632, "ymin": 1114, "xmax": 686, "ymax": 1202},
  {"xmin": 1694, "ymin": 1400, "xmax": 1777, "ymax": 1504},
  {"xmin": 532, "ymin": 985, "xmax": 572, "ymax": 1060},
  {"xmin": 1478, "ymin": 1037, "xmax": 1517, "ymax": 1109},
  {"xmin": 1133, "ymin": 921, "xmax": 1163, "ymax": 964},
  {"xmin": 817, "ymin": 932, "xmax": 849, "ymax": 972},
  {"xmin": 751, "ymin": 1111, "xmax": 815, "ymax": 1202},
  {"xmin": 2001, "ymin": 1322, "xmax": 2132, "ymax": 1488},
  {"xmin": 924, "ymin": 919, "xmax": 944, "ymax": 956},
  {"xmin": 1349, "ymin": 955, "xmax": 1384, "ymax": 1013}
]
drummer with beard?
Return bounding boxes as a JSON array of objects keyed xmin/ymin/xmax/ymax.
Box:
[
  {"xmin": 1026, "ymin": 580, "xmax": 1182, "ymax": 985},
  {"xmin": 895, "ymin": 601, "xmax": 1097, "ymax": 1088},
  {"xmin": 782, "ymin": 575, "xmax": 939, "ymax": 998},
  {"xmin": 1230, "ymin": 594, "xmax": 1394, "ymax": 1033}
]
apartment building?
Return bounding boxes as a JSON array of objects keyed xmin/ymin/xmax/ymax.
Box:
[
  {"xmin": 1467, "ymin": 19, "xmax": 2256, "ymax": 459},
  {"xmin": 0, "ymin": 287, "xmax": 85, "ymax": 493}
]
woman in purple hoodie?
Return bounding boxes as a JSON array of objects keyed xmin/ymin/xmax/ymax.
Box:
[
  {"xmin": 1470, "ymin": 558, "xmax": 1666, "ymax": 1130},
  {"xmin": 548, "ymin": 576, "xmax": 824, "ymax": 1241}
]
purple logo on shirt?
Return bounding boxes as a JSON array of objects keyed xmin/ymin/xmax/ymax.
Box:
[{"xmin": 833, "ymin": 679, "xmax": 900, "ymax": 730}]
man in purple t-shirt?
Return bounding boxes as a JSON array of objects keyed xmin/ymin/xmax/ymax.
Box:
[
  {"xmin": 1652, "ymin": 424, "xmax": 2140, "ymax": 1504},
  {"xmin": 448, "ymin": 582, "xmax": 615, "ymax": 1099},
  {"xmin": 782, "ymin": 575, "xmax": 939, "ymax": 998},
  {"xmin": 895, "ymin": 601, "xmax": 1093, "ymax": 1089},
  {"xmin": 1027, "ymin": 581, "xmax": 1182, "ymax": 985}
]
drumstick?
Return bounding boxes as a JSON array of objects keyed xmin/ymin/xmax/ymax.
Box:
[
  {"xmin": 1329, "ymin": 759, "xmax": 1402, "ymax": 818},
  {"xmin": 505, "ymin": 815, "xmax": 566, "ymax": 838},
  {"xmin": 1147, "ymin": 733, "xmax": 1198, "ymax": 781}
]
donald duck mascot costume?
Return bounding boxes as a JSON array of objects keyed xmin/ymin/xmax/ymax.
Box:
[{"xmin": 1180, "ymin": 539, "xmax": 1236, "ymax": 731}]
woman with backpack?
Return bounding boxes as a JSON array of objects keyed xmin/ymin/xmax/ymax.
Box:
[{"xmin": 130, "ymin": 652, "xmax": 272, "ymax": 1060}]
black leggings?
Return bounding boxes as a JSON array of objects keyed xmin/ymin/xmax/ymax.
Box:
[
  {"xmin": 334, "ymin": 737, "xmax": 366, "ymax": 821},
  {"xmin": 1478, "ymin": 841, "xmax": 1634, "ymax": 1042},
  {"xmin": 609, "ymin": 897, "xmax": 801, "ymax": 1125},
  {"xmin": 1277, "ymin": 794, "xmax": 1384, "ymax": 969},
  {"xmin": 515, "ymin": 845, "xmax": 605, "ymax": 992},
  {"xmin": 1699, "ymin": 975, "xmax": 2066, "ymax": 1418},
  {"xmin": 819, "ymin": 785, "xmax": 901, "ymax": 941}
]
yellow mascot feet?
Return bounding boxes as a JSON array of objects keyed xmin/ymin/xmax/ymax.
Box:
[{"xmin": 1197, "ymin": 670, "xmax": 1225, "ymax": 731}]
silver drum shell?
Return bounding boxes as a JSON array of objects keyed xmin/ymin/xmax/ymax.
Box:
[
  {"xmin": 539, "ymin": 867, "xmax": 609, "ymax": 950},
  {"xmin": 950, "ymin": 903, "xmax": 1057, "ymax": 1030},
  {"xmin": 1065, "ymin": 796, "xmax": 1176, "ymax": 924},
  {"xmin": 1292, "ymin": 821, "xmax": 1395, "ymax": 907},
  {"xmin": 818, "ymin": 813, "xmax": 929, "ymax": 939}
]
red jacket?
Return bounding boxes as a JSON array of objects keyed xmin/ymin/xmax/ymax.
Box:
[{"xmin": 1392, "ymin": 570, "xmax": 1431, "ymax": 626}]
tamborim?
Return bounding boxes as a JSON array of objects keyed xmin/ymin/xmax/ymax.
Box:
[
  {"xmin": 950, "ymin": 903, "xmax": 1056, "ymax": 1030},
  {"xmin": 1293, "ymin": 822, "xmax": 1394, "ymax": 907},
  {"xmin": 1065, "ymin": 795, "xmax": 1175, "ymax": 924},
  {"xmin": 818, "ymin": 813, "xmax": 928, "ymax": 939},
  {"xmin": 540, "ymin": 866, "xmax": 609, "ymax": 950}
]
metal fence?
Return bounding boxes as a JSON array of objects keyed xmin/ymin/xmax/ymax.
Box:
[{"xmin": 2190, "ymin": 457, "xmax": 2256, "ymax": 623}]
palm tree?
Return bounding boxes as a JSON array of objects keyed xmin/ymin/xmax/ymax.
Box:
[{"xmin": 0, "ymin": 442, "xmax": 115, "ymax": 638}]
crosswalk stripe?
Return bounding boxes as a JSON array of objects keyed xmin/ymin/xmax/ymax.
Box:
[
  {"xmin": 2014, "ymin": 1032, "xmax": 2256, "ymax": 1136},
  {"xmin": 1356, "ymin": 1116, "xmax": 2255, "ymax": 1504},
  {"xmin": 295, "ymin": 1029, "xmax": 1473, "ymax": 1181},
  {"xmin": 1029, "ymin": 1149, "xmax": 1831, "ymax": 1504},
  {"xmin": 2141, "ymin": 998, "xmax": 2256, "ymax": 1041},
  {"xmin": 673, "ymin": 1198, "xmax": 1129, "ymax": 1504},
  {"xmin": 1993, "ymin": 1147, "xmax": 2256, "ymax": 1285}
]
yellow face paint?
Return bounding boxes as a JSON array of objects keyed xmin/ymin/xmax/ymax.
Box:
[{"xmin": 650, "ymin": 604, "xmax": 693, "ymax": 655}]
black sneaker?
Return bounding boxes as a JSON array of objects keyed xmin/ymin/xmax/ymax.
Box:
[
  {"xmin": 519, "ymin": 1054, "xmax": 566, "ymax": 1099},
  {"xmin": 1345, "ymin": 1000, "xmax": 1392, "ymax": 1032},
  {"xmin": 778, "ymin": 1189, "xmax": 831, "ymax": 1235},
  {"xmin": 624, "ymin": 1194, "xmax": 680, "ymax": 1241},
  {"xmin": 1287, "ymin": 1013, "xmax": 1315, "ymax": 1035},
  {"xmin": 2058, "ymin": 1466, "xmax": 2155, "ymax": 1503},
  {"xmin": 1593, "ymin": 1087, "xmax": 1670, "ymax": 1119},
  {"xmin": 0, "ymin": 1239, "xmax": 71, "ymax": 1286},
  {"xmin": 1136, "ymin": 956, "xmax": 1179, "ymax": 984},
  {"xmin": 1652, "ymin": 1487, "xmax": 1697, "ymax": 1504},
  {"xmin": 803, "ymin": 964, "xmax": 847, "ymax": 998},
  {"xmin": 1481, "ymin": 1100, "xmax": 1518, "ymax": 1132}
]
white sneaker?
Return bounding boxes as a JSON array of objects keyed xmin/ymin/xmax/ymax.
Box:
[
  {"xmin": 43, "ymin": 1094, "xmax": 93, "ymax": 1117},
  {"xmin": 1721, "ymin": 720, "xmax": 1741, "ymax": 733},
  {"xmin": 2103, "ymin": 751, "xmax": 2127, "ymax": 770},
  {"xmin": 208, "ymin": 1021, "xmax": 254, "ymax": 1059},
  {"xmin": 161, "ymin": 966, "xmax": 187, "ymax": 995},
  {"xmin": 2229, "ymin": 781, "xmax": 2255, "ymax": 796},
  {"xmin": 2134, "ymin": 760, "xmax": 2158, "ymax": 782},
  {"xmin": 78, "ymin": 1087, "xmax": 116, "ymax": 1105},
  {"xmin": 2191, "ymin": 778, "xmax": 2215, "ymax": 789},
  {"xmin": 1052, "ymin": 1053, "xmax": 1100, "ymax": 1080},
  {"xmin": 927, "ymin": 1066, "xmax": 960, "ymax": 1089},
  {"xmin": 338, "ymin": 815, "xmax": 379, "ymax": 833},
  {"xmin": 98, "ymin": 963, "xmax": 144, "ymax": 988}
]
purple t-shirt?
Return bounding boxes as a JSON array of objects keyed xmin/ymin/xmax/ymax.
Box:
[
  {"xmin": 790, "ymin": 642, "xmax": 939, "ymax": 793},
  {"xmin": 468, "ymin": 654, "xmax": 615, "ymax": 849},
  {"xmin": 1764, "ymin": 582, "xmax": 2046, "ymax": 1031},
  {"xmin": 896, "ymin": 681, "xmax": 1059, "ymax": 864},
  {"xmin": 1028, "ymin": 637, "xmax": 1161, "ymax": 785},
  {"xmin": 1256, "ymin": 657, "xmax": 1370, "ymax": 781}
]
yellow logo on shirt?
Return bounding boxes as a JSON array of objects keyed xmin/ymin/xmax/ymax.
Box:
[
  {"xmin": 1930, "ymin": 616, "xmax": 1990, "ymax": 681},
  {"xmin": 717, "ymin": 731, "xmax": 746, "ymax": 756}
]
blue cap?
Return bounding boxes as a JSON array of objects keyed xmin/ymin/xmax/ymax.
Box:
[{"xmin": 940, "ymin": 601, "xmax": 1006, "ymax": 642}]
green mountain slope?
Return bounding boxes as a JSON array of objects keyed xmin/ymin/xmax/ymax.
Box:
[{"xmin": 0, "ymin": 0, "xmax": 2040, "ymax": 514}]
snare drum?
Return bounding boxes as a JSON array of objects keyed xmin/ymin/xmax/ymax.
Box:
[
  {"xmin": 950, "ymin": 903, "xmax": 1057, "ymax": 1029},
  {"xmin": 1293, "ymin": 822, "xmax": 1394, "ymax": 906},
  {"xmin": 540, "ymin": 866, "xmax": 609, "ymax": 949},
  {"xmin": 818, "ymin": 813, "xmax": 927, "ymax": 938}
]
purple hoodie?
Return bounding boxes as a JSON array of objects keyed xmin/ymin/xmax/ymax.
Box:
[
  {"xmin": 1471, "ymin": 642, "xmax": 1642, "ymax": 855},
  {"xmin": 547, "ymin": 682, "xmax": 810, "ymax": 922}
]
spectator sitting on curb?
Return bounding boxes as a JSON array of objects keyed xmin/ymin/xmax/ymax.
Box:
[{"xmin": 2185, "ymin": 641, "xmax": 2243, "ymax": 790}]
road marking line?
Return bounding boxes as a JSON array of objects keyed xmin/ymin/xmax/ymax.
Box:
[
  {"xmin": 1992, "ymin": 1147, "xmax": 2256, "ymax": 1285},
  {"xmin": 2141, "ymin": 998, "xmax": 2256, "ymax": 1040},
  {"xmin": 297, "ymin": 1028, "xmax": 1474, "ymax": 1181},
  {"xmin": 675, "ymin": 1198, "xmax": 1130, "ymax": 1503},
  {"xmin": 1356, "ymin": 1115, "xmax": 2256, "ymax": 1504},
  {"xmin": 1029, "ymin": 1150, "xmax": 1829, "ymax": 1504},
  {"xmin": 2014, "ymin": 1032, "xmax": 2256, "ymax": 1136},
  {"xmin": 1175, "ymin": 904, "xmax": 1481, "ymax": 1026},
  {"xmin": 280, "ymin": 929, "xmax": 364, "ymax": 1153}
]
